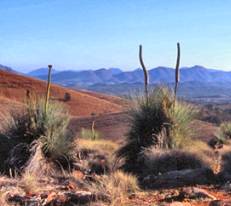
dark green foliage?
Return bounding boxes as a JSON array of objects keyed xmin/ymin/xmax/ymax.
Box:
[
  {"xmin": 5, "ymin": 143, "xmax": 31, "ymax": 172},
  {"xmin": 0, "ymin": 134, "xmax": 14, "ymax": 172},
  {"xmin": 220, "ymin": 152, "xmax": 231, "ymax": 174},
  {"xmin": 116, "ymin": 87, "xmax": 196, "ymax": 174},
  {"xmin": 138, "ymin": 148, "xmax": 208, "ymax": 177}
]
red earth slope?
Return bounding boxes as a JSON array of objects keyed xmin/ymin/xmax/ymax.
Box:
[{"xmin": 0, "ymin": 70, "xmax": 126, "ymax": 117}]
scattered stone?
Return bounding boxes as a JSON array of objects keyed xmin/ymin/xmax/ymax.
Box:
[
  {"xmin": 181, "ymin": 187, "xmax": 217, "ymax": 200},
  {"xmin": 142, "ymin": 168, "xmax": 215, "ymax": 189},
  {"xmin": 209, "ymin": 200, "xmax": 231, "ymax": 206},
  {"xmin": 7, "ymin": 191, "xmax": 109, "ymax": 206},
  {"xmin": 8, "ymin": 194, "xmax": 41, "ymax": 206}
]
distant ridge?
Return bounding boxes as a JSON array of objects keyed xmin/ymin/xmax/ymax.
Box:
[
  {"xmin": 0, "ymin": 64, "xmax": 15, "ymax": 72},
  {"xmin": 27, "ymin": 68, "xmax": 59, "ymax": 76},
  {"xmin": 26, "ymin": 65, "xmax": 231, "ymax": 86}
]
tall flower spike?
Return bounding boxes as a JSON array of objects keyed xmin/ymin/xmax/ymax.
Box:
[
  {"xmin": 174, "ymin": 42, "xmax": 180, "ymax": 101},
  {"xmin": 45, "ymin": 65, "xmax": 52, "ymax": 114},
  {"xmin": 139, "ymin": 45, "xmax": 149, "ymax": 101}
]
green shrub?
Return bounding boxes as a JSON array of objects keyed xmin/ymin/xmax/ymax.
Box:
[
  {"xmin": 116, "ymin": 87, "xmax": 197, "ymax": 173},
  {"xmin": 79, "ymin": 128, "xmax": 102, "ymax": 140}
]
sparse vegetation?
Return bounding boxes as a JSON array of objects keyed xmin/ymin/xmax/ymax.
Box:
[{"xmin": 0, "ymin": 47, "xmax": 230, "ymax": 205}]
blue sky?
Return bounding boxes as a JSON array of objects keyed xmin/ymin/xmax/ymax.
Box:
[{"xmin": 0, "ymin": 0, "xmax": 231, "ymax": 72}]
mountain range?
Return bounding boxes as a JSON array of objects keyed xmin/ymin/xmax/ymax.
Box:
[
  {"xmin": 24, "ymin": 65, "xmax": 231, "ymax": 101},
  {"xmin": 27, "ymin": 65, "xmax": 231, "ymax": 86},
  {"xmin": 0, "ymin": 64, "xmax": 228, "ymax": 102}
]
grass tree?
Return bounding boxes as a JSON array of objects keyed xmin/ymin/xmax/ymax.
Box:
[
  {"xmin": 116, "ymin": 42, "xmax": 197, "ymax": 174},
  {"xmin": 116, "ymin": 87, "xmax": 196, "ymax": 173}
]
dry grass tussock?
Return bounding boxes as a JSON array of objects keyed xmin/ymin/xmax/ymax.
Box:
[
  {"xmin": 183, "ymin": 140, "xmax": 216, "ymax": 168},
  {"xmin": 78, "ymin": 138, "xmax": 118, "ymax": 155},
  {"xmin": 89, "ymin": 170, "xmax": 139, "ymax": 206},
  {"xmin": 79, "ymin": 128, "xmax": 103, "ymax": 140},
  {"xmin": 18, "ymin": 171, "xmax": 40, "ymax": 195}
]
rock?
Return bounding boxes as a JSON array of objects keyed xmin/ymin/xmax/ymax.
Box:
[
  {"xmin": 142, "ymin": 168, "xmax": 215, "ymax": 189},
  {"xmin": 8, "ymin": 194, "xmax": 41, "ymax": 206},
  {"xmin": 181, "ymin": 187, "xmax": 217, "ymax": 200},
  {"xmin": 65, "ymin": 191, "xmax": 109, "ymax": 205},
  {"xmin": 7, "ymin": 191, "xmax": 108, "ymax": 206},
  {"xmin": 209, "ymin": 200, "xmax": 231, "ymax": 206}
]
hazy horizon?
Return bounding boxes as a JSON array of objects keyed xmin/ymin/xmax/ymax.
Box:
[
  {"xmin": 1, "ymin": 0, "xmax": 231, "ymax": 72},
  {"xmin": 15, "ymin": 64, "xmax": 231, "ymax": 73}
]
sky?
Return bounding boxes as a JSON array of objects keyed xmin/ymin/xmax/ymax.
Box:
[{"xmin": 0, "ymin": 0, "xmax": 231, "ymax": 72}]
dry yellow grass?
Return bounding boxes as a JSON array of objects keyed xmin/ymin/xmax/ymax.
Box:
[
  {"xmin": 18, "ymin": 172, "xmax": 40, "ymax": 195},
  {"xmin": 183, "ymin": 140, "xmax": 216, "ymax": 171},
  {"xmin": 78, "ymin": 139, "xmax": 118, "ymax": 154},
  {"xmin": 89, "ymin": 170, "xmax": 139, "ymax": 206}
]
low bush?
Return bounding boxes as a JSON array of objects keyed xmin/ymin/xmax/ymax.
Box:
[
  {"xmin": 18, "ymin": 171, "xmax": 40, "ymax": 194},
  {"xmin": 138, "ymin": 148, "xmax": 209, "ymax": 177}
]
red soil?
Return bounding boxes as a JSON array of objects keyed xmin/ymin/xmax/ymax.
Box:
[{"xmin": 0, "ymin": 71, "xmax": 126, "ymax": 117}]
